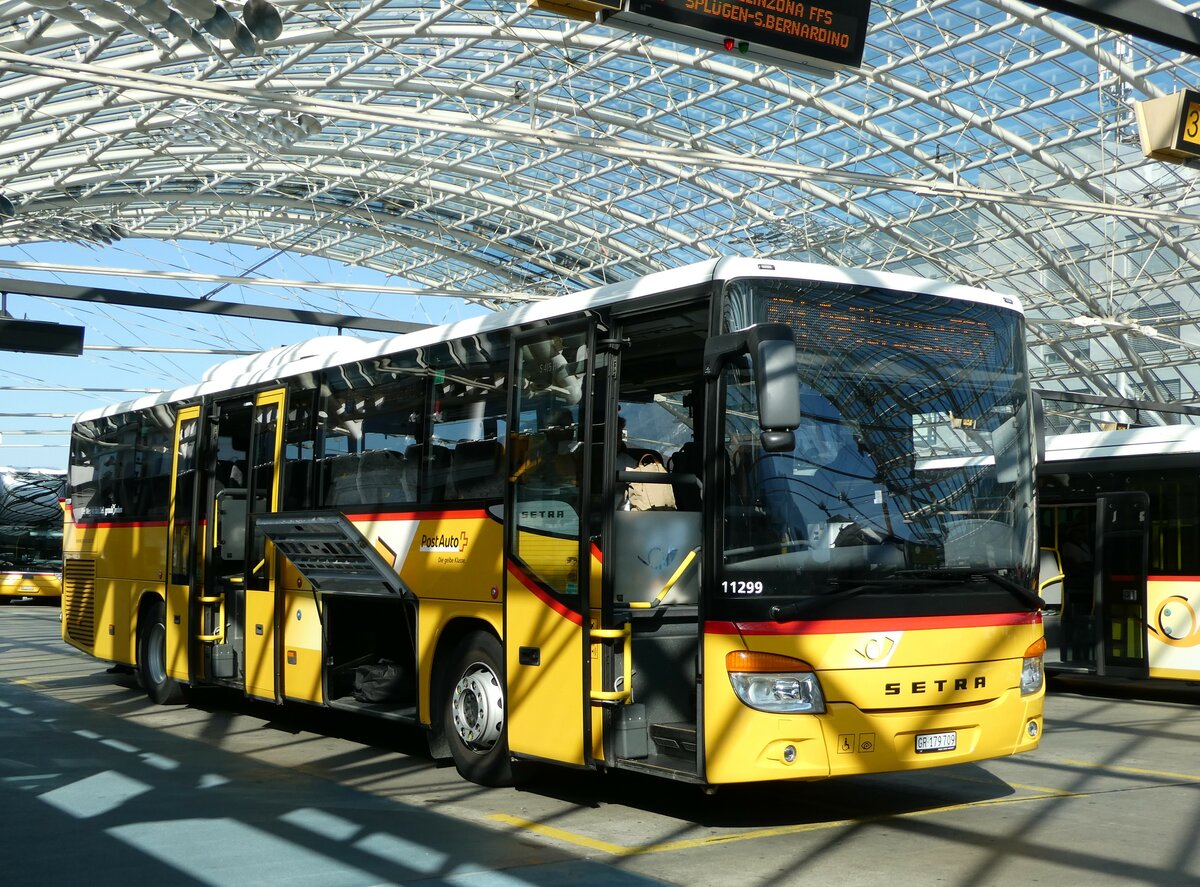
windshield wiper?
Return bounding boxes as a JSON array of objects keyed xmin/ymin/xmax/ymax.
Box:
[
  {"xmin": 770, "ymin": 578, "xmax": 932, "ymax": 622},
  {"xmin": 768, "ymin": 571, "xmax": 1044, "ymax": 622},
  {"xmin": 978, "ymin": 572, "xmax": 1044, "ymax": 612},
  {"xmin": 892, "ymin": 568, "xmax": 1044, "ymax": 612}
]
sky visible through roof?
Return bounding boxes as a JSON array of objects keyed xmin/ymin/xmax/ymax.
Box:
[{"xmin": 0, "ymin": 237, "xmax": 490, "ymax": 470}]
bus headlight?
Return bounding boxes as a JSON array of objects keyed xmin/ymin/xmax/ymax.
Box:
[
  {"xmin": 1021, "ymin": 637, "xmax": 1046, "ymax": 696},
  {"xmin": 726, "ymin": 651, "xmax": 826, "ymax": 713}
]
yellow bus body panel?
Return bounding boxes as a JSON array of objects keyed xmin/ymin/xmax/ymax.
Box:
[
  {"xmin": 703, "ymin": 619, "xmax": 1044, "ymax": 784},
  {"xmin": 505, "ymin": 565, "xmax": 586, "ymax": 765},
  {"xmin": 61, "ymin": 520, "xmax": 169, "ymax": 665},
  {"xmin": 165, "ymin": 579, "xmax": 190, "ymax": 682},
  {"xmin": 415, "ymin": 598, "xmax": 502, "ymax": 723},
  {"xmin": 245, "ymin": 589, "xmax": 277, "ymax": 700},
  {"xmin": 280, "ymin": 585, "xmax": 324, "ymax": 704},
  {"xmin": 1147, "ymin": 577, "xmax": 1200, "ymax": 679}
]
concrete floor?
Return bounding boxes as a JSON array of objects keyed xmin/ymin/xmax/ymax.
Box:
[{"xmin": 2, "ymin": 601, "xmax": 1198, "ymax": 886}]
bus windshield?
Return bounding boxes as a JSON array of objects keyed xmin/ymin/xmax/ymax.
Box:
[
  {"xmin": 0, "ymin": 527, "xmax": 62, "ymax": 572},
  {"xmin": 0, "ymin": 468, "xmax": 66, "ymax": 574},
  {"xmin": 718, "ymin": 276, "xmax": 1036, "ymax": 616}
]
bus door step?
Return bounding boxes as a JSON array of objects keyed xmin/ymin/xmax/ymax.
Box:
[{"xmin": 650, "ymin": 722, "xmax": 696, "ymax": 760}]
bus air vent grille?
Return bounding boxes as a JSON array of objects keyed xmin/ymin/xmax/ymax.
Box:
[{"xmin": 62, "ymin": 559, "xmax": 96, "ymax": 647}]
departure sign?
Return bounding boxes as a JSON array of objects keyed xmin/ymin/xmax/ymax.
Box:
[{"xmin": 603, "ymin": 0, "xmax": 870, "ymax": 73}]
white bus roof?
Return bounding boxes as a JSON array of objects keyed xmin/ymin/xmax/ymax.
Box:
[
  {"xmin": 75, "ymin": 257, "xmax": 1024, "ymax": 424},
  {"xmin": 1045, "ymin": 425, "xmax": 1200, "ymax": 463}
]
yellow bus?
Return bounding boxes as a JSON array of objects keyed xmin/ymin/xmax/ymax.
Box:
[
  {"xmin": 1, "ymin": 467, "xmax": 64, "ymax": 603},
  {"xmin": 1040, "ymin": 423, "xmax": 1200, "ymax": 682},
  {"xmin": 62, "ymin": 258, "xmax": 1045, "ymax": 787}
]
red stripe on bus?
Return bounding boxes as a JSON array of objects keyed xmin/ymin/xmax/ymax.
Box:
[
  {"xmin": 343, "ymin": 508, "xmax": 491, "ymax": 521},
  {"xmin": 506, "ymin": 561, "xmax": 584, "ymax": 626},
  {"xmin": 707, "ymin": 611, "xmax": 1041, "ymax": 635},
  {"xmin": 1149, "ymin": 576, "xmax": 1200, "ymax": 582}
]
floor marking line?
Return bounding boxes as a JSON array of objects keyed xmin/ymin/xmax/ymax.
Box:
[
  {"xmin": 1055, "ymin": 758, "xmax": 1200, "ymax": 783},
  {"xmin": 490, "ymin": 789, "xmax": 1079, "ymax": 858},
  {"xmin": 489, "ymin": 814, "xmax": 638, "ymax": 856}
]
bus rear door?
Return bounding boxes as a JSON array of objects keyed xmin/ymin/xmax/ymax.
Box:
[{"xmin": 1095, "ymin": 492, "xmax": 1150, "ymax": 678}]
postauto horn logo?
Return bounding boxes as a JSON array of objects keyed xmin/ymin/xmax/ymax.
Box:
[{"xmin": 420, "ymin": 531, "xmax": 469, "ymax": 553}]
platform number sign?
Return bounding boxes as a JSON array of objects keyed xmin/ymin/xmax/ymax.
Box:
[{"xmin": 1180, "ymin": 91, "xmax": 1200, "ymax": 153}]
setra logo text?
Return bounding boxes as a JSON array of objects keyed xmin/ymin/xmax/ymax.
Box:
[{"xmin": 884, "ymin": 676, "xmax": 986, "ymax": 695}]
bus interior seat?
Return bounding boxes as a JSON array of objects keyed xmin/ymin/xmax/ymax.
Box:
[
  {"xmin": 451, "ymin": 439, "xmax": 504, "ymax": 500},
  {"xmin": 356, "ymin": 449, "xmax": 407, "ymax": 504},
  {"xmin": 327, "ymin": 453, "xmax": 363, "ymax": 505},
  {"xmin": 668, "ymin": 441, "xmax": 702, "ymax": 511},
  {"xmin": 405, "ymin": 443, "xmax": 451, "ymax": 500}
]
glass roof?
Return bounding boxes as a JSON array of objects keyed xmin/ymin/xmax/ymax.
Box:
[{"xmin": 2, "ymin": 0, "xmax": 1200, "ymax": 425}]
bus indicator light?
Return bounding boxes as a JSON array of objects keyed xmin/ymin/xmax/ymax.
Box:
[{"xmin": 1021, "ymin": 638, "xmax": 1046, "ymax": 696}]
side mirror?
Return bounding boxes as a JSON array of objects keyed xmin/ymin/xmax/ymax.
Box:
[
  {"xmin": 755, "ymin": 336, "xmax": 800, "ymax": 452},
  {"xmin": 704, "ymin": 323, "xmax": 800, "ymax": 453},
  {"xmin": 760, "ymin": 430, "xmax": 795, "ymax": 452}
]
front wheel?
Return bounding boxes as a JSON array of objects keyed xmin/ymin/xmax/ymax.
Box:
[
  {"xmin": 137, "ymin": 598, "xmax": 185, "ymax": 705},
  {"xmin": 442, "ymin": 632, "xmax": 513, "ymax": 786}
]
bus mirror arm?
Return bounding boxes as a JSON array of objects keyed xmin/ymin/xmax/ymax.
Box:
[
  {"xmin": 1031, "ymin": 391, "xmax": 1046, "ymax": 466},
  {"xmin": 704, "ymin": 323, "xmax": 801, "ymax": 454}
]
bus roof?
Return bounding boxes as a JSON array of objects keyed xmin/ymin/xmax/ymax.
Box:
[
  {"xmin": 75, "ymin": 257, "xmax": 1024, "ymax": 424},
  {"xmin": 1045, "ymin": 424, "xmax": 1200, "ymax": 463}
]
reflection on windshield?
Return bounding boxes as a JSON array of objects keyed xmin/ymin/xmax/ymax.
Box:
[
  {"xmin": 0, "ymin": 529, "xmax": 63, "ymax": 572},
  {"xmin": 721, "ymin": 278, "xmax": 1035, "ymax": 599}
]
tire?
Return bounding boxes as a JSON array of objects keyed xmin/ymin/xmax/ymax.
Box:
[
  {"xmin": 137, "ymin": 598, "xmax": 185, "ymax": 705},
  {"xmin": 441, "ymin": 632, "xmax": 513, "ymax": 787}
]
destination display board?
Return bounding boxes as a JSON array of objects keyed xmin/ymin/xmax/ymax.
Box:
[{"xmin": 603, "ymin": 0, "xmax": 870, "ymax": 73}]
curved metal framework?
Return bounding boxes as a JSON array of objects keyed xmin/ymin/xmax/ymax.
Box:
[{"xmin": 1, "ymin": 0, "xmax": 1200, "ymax": 430}]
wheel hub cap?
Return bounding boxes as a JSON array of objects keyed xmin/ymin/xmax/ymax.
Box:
[{"xmin": 451, "ymin": 662, "xmax": 504, "ymax": 751}]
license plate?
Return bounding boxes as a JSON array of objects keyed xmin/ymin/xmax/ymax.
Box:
[{"xmin": 915, "ymin": 731, "xmax": 957, "ymax": 753}]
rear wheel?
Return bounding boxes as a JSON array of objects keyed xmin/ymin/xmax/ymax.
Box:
[
  {"xmin": 442, "ymin": 632, "xmax": 513, "ymax": 786},
  {"xmin": 138, "ymin": 598, "xmax": 185, "ymax": 704}
]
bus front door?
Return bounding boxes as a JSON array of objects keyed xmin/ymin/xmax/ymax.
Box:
[
  {"xmin": 1095, "ymin": 492, "xmax": 1150, "ymax": 678},
  {"xmin": 504, "ymin": 324, "xmax": 594, "ymax": 767},
  {"xmin": 200, "ymin": 389, "xmax": 286, "ymax": 698}
]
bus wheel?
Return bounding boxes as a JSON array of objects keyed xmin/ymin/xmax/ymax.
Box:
[
  {"xmin": 442, "ymin": 632, "xmax": 513, "ymax": 787},
  {"xmin": 138, "ymin": 598, "xmax": 185, "ymax": 705}
]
